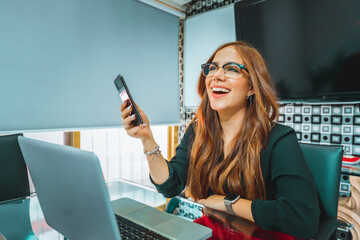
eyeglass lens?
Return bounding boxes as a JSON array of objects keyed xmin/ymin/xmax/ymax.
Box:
[{"xmin": 202, "ymin": 64, "xmax": 243, "ymax": 78}]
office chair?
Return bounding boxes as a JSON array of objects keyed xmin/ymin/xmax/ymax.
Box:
[
  {"xmin": 299, "ymin": 143, "xmax": 350, "ymax": 239},
  {"xmin": 0, "ymin": 133, "xmax": 30, "ymax": 202},
  {"xmin": 0, "ymin": 198, "xmax": 38, "ymax": 240},
  {"xmin": 0, "ymin": 134, "xmax": 37, "ymax": 240}
]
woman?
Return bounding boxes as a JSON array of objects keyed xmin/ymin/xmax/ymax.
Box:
[{"xmin": 120, "ymin": 41, "xmax": 320, "ymax": 239}]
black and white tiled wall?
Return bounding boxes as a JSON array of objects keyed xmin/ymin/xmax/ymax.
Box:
[
  {"xmin": 185, "ymin": 0, "xmax": 237, "ymax": 17},
  {"xmin": 179, "ymin": 107, "xmax": 197, "ymax": 139},
  {"xmin": 180, "ymin": 103, "xmax": 360, "ymax": 156},
  {"xmin": 278, "ymin": 103, "xmax": 360, "ymax": 156}
]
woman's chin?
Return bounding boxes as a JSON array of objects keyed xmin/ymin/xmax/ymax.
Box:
[{"xmin": 210, "ymin": 103, "xmax": 227, "ymax": 112}]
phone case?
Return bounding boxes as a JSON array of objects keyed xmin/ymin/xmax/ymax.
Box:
[{"xmin": 114, "ymin": 74, "xmax": 143, "ymax": 126}]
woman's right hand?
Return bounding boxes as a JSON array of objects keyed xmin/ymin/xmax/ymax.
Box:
[
  {"xmin": 120, "ymin": 102, "xmax": 153, "ymax": 142},
  {"xmin": 121, "ymin": 102, "xmax": 169, "ymax": 184}
]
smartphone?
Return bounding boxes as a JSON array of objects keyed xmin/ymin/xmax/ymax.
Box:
[{"xmin": 114, "ymin": 74, "xmax": 143, "ymax": 126}]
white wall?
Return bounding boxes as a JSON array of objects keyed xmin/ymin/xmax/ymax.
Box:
[{"xmin": 183, "ymin": 5, "xmax": 236, "ymax": 107}]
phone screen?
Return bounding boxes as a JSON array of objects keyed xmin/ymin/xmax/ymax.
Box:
[
  {"xmin": 114, "ymin": 74, "xmax": 143, "ymax": 126},
  {"xmin": 119, "ymin": 87, "xmax": 130, "ymax": 103}
]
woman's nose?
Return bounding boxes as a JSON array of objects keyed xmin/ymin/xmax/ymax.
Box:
[{"xmin": 212, "ymin": 67, "xmax": 226, "ymax": 80}]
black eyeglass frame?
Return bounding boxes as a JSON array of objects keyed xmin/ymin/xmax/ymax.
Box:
[{"xmin": 201, "ymin": 62, "xmax": 249, "ymax": 77}]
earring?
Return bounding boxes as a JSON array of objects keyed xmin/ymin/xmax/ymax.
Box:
[{"xmin": 247, "ymin": 93, "xmax": 254, "ymax": 102}]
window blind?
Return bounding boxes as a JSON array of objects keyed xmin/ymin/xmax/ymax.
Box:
[{"xmin": 0, "ymin": 0, "xmax": 180, "ymax": 133}]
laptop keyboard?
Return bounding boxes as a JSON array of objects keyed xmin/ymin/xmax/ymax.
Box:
[{"xmin": 115, "ymin": 215, "xmax": 170, "ymax": 240}]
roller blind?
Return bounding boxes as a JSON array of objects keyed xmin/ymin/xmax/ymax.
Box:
[{"xmin": 0, "ymin": 0, "xmax": 180, "ymax": 133}]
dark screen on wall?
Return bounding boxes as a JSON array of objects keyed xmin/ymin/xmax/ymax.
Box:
[{"xmin": 235, "ymin": 0, "xmax": 360, "ymax": 101}]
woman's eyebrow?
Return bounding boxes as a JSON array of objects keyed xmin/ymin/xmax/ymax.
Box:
[
  {"xmin": 225, "ymin": 62, "xmax": 241, "ymax": 65},
  {"xmin": 210, "ymin": 61, "xmax": 241, "ymax": 66}
]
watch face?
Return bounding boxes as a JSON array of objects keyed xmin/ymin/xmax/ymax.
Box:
[{"xmin": 224, "ymin": 194, "xmax": 240, "ymax": 203}]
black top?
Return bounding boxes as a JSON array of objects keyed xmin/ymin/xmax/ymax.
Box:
[{"xmin": 150, "ymin": 123, "xmax": 320, "ymax": 239}]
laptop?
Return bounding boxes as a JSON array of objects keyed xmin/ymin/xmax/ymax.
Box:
[{"xmin": 18, "ymin": 136, "xmax": 212, "ymax": 240}]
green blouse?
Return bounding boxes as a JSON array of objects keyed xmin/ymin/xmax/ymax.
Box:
[{"xmin": 150, "ymin": 123, "xmax": 321, "ymax": 239}]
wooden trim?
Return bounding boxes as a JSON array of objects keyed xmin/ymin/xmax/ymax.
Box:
[
  {"xmin": 153, "ymin": 0, "xmax": 185, "ymax": 13},
  {"xmin": 167, "ymin": 126, "xmax": 173, "ymax": 160},
  {"xmin": 167, "ymin": 126, "xmax": 179, "ymax": 160},
  {"xmin": 63, "ymin": 131, "xmax": 81, "ymax": 148},
  {"xmin": 73, "ymin": 131, "xmax": 80, "ymax": 148},
  {"xmin": 155, "ymin": 203, "xmax": 167, "ymax": 211}
]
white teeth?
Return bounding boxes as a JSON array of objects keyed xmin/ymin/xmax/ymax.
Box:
[{"xmin": 211, "ymin": 87, "xmax": 230, "ymax": 93}]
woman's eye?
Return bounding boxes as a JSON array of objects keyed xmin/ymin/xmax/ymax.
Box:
[
  {"xmin": 226, "ymin": 66, "xmax": 240, "ymax": 73},
  {"xmin": 209, "ymin": 65, "xmax": 217, "ymax": 71}
]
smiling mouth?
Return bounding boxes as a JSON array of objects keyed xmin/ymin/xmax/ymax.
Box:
[{"xmin": 211, "ymin": 87, "xmax": 231, "ymax": 95}]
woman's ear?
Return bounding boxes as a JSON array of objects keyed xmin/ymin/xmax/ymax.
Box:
[
  {"xmin": 247, "ymin": 88, "xmax": 255, "ymax": 96},
  {"xmin": 247, "ymin": 89, "xmax": 255, "ymax": 103}
]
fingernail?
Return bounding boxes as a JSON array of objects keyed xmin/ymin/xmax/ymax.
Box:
[
  {"xmin": 127, "ymin": 106, "xmax": 131, "ymax": 111},
  {"xmin": 130, "ymin": 114, "xmax": 135, "ymax": 119},
  {"xmin": 141, "ymin": 123, "xmax": 147, "ymax": 127}
]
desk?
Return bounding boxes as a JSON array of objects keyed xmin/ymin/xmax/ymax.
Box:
[
  {"xmin": 0, "ymin": 178, "xmax": 300, "ymax": 240},
  {"xmin": 0, "ymin": 179, "xmax": 166, "ymax": 240},
  {"xmin": 339, "ymin": 164, "xmax": 360, "ymax": 239},
  {"xmin": 194, "ymin": 207, "xmax": 295, "ymax": 240},
  {"xmin": 167, "ymin": 197, "xmax": 296, "ymax": 240}
]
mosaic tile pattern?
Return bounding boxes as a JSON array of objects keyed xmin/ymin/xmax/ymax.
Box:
[
  {"xmin": 185, "ymin": 0, "xmax": 237, "ymax": 17},
  {"xmin": 179, "ymin": 107, "xmax": 197, "ymax": 139},
  {"xmin": 179, "ymin": 103, "xmax": 360, "ymax": 156},
  {"xmin": 180, "ymin": 107, "xmax": 196, "ymax": 138},
  {"xmin": 179, "ymin": 19, "xmax": 186, "ymax": 140},
  {"xmin": 173, "ymin": 197, "xmax": 204, "ymax": 220},
  {"xmin": 279, "ymin": 103, "xmax": 360, "ymax": 156}
]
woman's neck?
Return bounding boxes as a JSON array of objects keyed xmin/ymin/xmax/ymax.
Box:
[{"xmin": 218, "ymin": 108, "xmax": 246, "ymax": 143}]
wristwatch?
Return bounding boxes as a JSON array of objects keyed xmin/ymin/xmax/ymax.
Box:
[{"xmin": 224, "ymin": 195, "xmax": 240, "ymax": 215}]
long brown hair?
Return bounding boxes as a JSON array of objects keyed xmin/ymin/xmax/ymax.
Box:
[{"xmin": 186, "ymin": 41, "xmax": 279, "ymax": 201}]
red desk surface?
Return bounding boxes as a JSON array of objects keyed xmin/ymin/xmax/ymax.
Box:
[{"xmin": 194, "ymin": 207, "xmax": 296, "ymax": 240}]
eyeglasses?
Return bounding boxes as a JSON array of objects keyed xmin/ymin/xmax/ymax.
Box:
[{"xmin": 201, "ymin": 62, "xmax": 249, "ymax": 78}]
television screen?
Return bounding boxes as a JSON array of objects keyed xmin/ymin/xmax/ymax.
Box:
[{"xmin": 235, "ymin": 0, "xmax": 360, "ymax": 101}]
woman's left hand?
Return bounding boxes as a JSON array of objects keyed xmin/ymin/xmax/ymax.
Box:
[{"xmin": 197, "ymin": 194, "xmax": 227, "ymax": 212}]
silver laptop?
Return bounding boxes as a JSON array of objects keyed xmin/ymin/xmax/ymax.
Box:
[{"xmin": 18, "ymin": 136, "xmax": 212, "ymax": 240}]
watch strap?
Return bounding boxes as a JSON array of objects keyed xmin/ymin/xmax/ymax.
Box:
[
  {"xmin": 225, "ymin": 201, "xmax": 236, "ymax": 215},
  {"xmin": 224, "ymin": 195, "xmax": 240, "ymax": 215}
]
